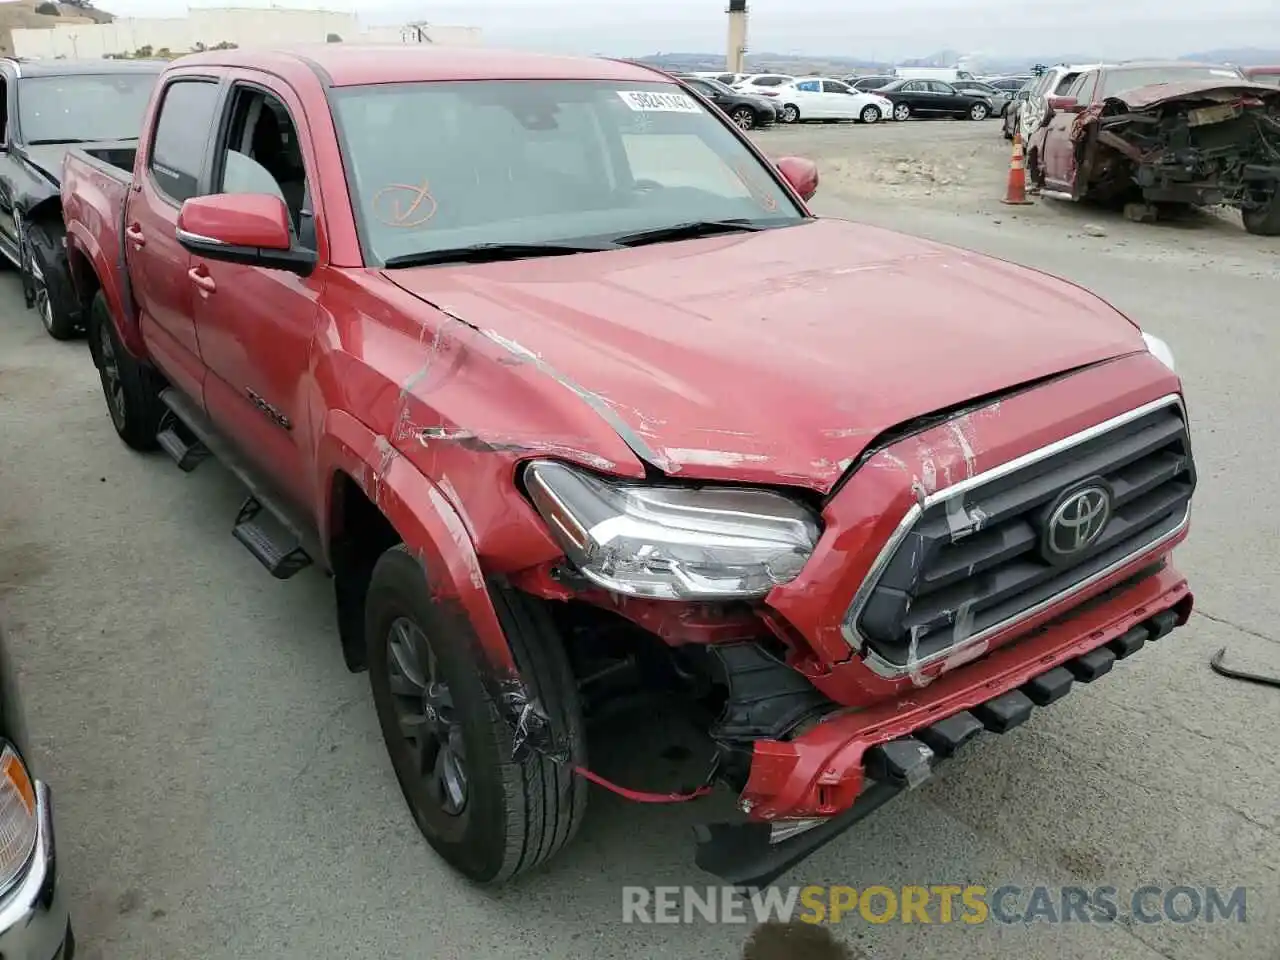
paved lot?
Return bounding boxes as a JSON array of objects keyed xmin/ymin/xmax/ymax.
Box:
[{"xmin": 1, "ymin": 118, "xmax": 1278, "ymax": 960}]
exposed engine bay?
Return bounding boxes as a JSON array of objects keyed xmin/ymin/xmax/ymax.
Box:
[{"xmin": 1070, "ymin": 84, "xmax": 1280, "ymax": 230}]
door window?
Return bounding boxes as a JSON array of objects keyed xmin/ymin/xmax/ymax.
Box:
[
  {"xmin": 213, "ymin": 85, "xmax": 312, "ymax": 246},
  {"xmin": 1053, "ymin": 72, "xmax": 1080, "ymax": 95},
  {"xmin": 796, "ymin": 80, "xmax": 820, "ymax": 92},
  {"xmin": 821, "ymin": 80, "xmax": 851, "ymax": 94},
  {"xmin": 149, "ymin": 79, "xmax": 221, "ymax": 204},
  {"xmin": 928, "ymin": 81, "xmax": 955, "ymax": 94},
  {"xmin": 902, "ymin": 81, "xmax": 927, "ymax": 92}
]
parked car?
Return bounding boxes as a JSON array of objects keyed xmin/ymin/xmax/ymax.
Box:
[
  {"xmin": 1003, "ymin": 84, "xmax": 1032, "ymax": 139},
  {"xmin": 987, "ymin": 75, "xmax": 1035, "ymax": 93},
  {"xmin": 0, "ymin": 56, "xmax": 163, "ymax": 340},
  {"xmin": 774, "ymin": 77, "xmax": 895, "ymax": 123},
  {"xmin": 732, "ymin": 73, "xmax": 795, "ymax": 94},
  {"xmin": 1024, "ymin": 61, "xmax": 1280, "ymax": 234},
  {"xmin": 677, "ymin": 74, "xmax": 778, "ymax": 129},
  {"xmin": 1017, "ymin": 63, "xmax": 1106, "ymax": 147},
  {"xmin": 952, "ymin": 79, "xmax": 1012, "ymax": 117},
  {"xmin": 1242, "ymin": 65, "xmax": 1280, "ymax": 87},
  {"xmin": 891, "ymin": 67, "xmax": 979, "ymax": 83},
  {"xmin": 845, "ymin": 75, "xmax": 895, "ymax": 92},
  {"xmin": 0, "ymin": 623, "xmax": 75, "ymax": 959},
  {"xmin": 65, "ymin": 44, "xmax": 1196, "ymax": 889},
  {"xmin": 692, "ymin": 71, "xmax": 750, "ymax": 87},
  {"xmin": 876, "ymin": 78, "xmax": 994, "ymax": 120}
]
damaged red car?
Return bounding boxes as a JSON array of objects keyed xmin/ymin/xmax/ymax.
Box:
[
  {"xmin": 1025, "ymin": 61, "xmax": 1280, "ymax": 234},
  {"xmin": 62, "ymin": 45, "xmax": 1197, "ymax": 887}
]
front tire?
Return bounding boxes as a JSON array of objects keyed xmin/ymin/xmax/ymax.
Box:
[
  {"xmin": 893, "ymin": 102, "xmax": 911, "ymax": 121},
  {"xmin": 860, "ymin": 104, "xmax": 881, "ymax": 123},
  {"xmin": 781, "ymin": 103, "xmax": 800, "ymax": 123},
  {"xmin": 730, "ymin": 106, "xmax": 756, "ymax": 130},
  {"xmin": 366, "ymin": 546, "xmax": 587, "ymax": 883},
  {"xmin": 85, "ymin": 291, "xmax": 163, "ymax": 450},
  {"xmin": 27, "ymin": 219, "xmax": 80, "ymax": 340},
  {"xmin": 1242, "ymin": 192, "xmax": 1280, "ymax": 236}
]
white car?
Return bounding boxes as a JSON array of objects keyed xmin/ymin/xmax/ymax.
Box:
[
  {"xmin": 732, "ymin": 73, "xmax": 795, "ymax": 95},
  {"xmin": 774, "ymin": 77, "xmax": 896, "ymax": 123}
]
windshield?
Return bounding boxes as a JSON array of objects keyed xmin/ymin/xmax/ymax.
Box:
[
  {"xmin": 331, "ymin": 80, "xmax": 806, "ymax": 266},
  {"xmin": 17, "ymin": 73, "xmax": 158, "ymax": 144},
  {"xmin": 1100, "ymin": 65, "xmax": 1245, "ymax": 97}
]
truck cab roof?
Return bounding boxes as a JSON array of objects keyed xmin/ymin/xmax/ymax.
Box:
[{"xmin": 175, "ymin": 43, "xmax": 671, "ymax": 87}]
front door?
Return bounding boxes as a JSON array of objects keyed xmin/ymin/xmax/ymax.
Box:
[
  {"xmin": 191, "ymin": 74, "xmax": 323, "ymax": 510},
  {"xmin": 132, "ymin": 75, "xmax": 224, "ymax": 403},
  {"xmin": 821, "ymin": 80, "xmax": 857, "ymax": 119}
]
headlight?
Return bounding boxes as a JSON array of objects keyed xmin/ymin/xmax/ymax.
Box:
[
  {"xmin": 523, "ymin": 460, "xmax": 821, "ymax": 600},
  {"xmin": 1142, "ymin": 331, "xmax": 1176, "ymax": 372},
  {"xmin": 0, "ymin": 745, "xmax": 37, "ymax": 894}
]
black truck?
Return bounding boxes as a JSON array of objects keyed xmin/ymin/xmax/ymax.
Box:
[{"xmin": 0, "ymin": 56, "xmax": 162, "ymax": 339}]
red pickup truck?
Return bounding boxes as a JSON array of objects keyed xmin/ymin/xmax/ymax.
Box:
[{"xmin": 62, "ymin": 45, "xmax": 1197, "ymax": 887}]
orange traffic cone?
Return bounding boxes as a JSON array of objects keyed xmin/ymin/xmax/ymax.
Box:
[{"xmin": 1001, "ymin": 132, "xmax": 1034, "ymax": 205}]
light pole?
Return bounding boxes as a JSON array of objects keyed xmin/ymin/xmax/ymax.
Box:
[{"xmin": 726, "ymin": 1, "xmax": 748, "ymax": 74}]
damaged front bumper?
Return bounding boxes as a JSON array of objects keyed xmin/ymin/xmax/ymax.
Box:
[{"xmin": 696, "ymin": 565, "xmax": 1192, "ymax": 886}]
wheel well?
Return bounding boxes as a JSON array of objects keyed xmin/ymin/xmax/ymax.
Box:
[{"xmin": 329, "ymin": 471, "xmax": 402, "ymax": 672}]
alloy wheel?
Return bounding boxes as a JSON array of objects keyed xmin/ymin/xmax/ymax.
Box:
[
  {"xmin": 861, "ymin": 105, "xmax": 880, "ymax": 123},
  {"xmin": 731, "ymin": 107, "xmax": 755, "ymax": 130},
  {"xmin": 386, "ymin": 616, "xmax": 467, "ymax": 816}
]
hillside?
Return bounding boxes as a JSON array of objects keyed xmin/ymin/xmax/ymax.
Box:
[{"xmin": 0, "ymin": 1, "xmax": 114, "ymax": 57}]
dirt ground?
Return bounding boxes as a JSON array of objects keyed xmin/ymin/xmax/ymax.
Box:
[{"xmin": 751, "ymin": 116, "xmax": 1280, "ymax": 262}]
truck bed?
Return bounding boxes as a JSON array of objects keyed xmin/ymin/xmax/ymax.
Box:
[{"xmin": 61, "ymin": 146, "xmax": 137, "ymax": 345}]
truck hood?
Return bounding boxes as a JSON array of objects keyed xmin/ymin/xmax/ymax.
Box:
[{"xmin": 384, "ymin": 217, "xmax": 1144, "ymax": 492}]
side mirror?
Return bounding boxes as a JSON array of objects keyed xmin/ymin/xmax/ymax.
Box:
[
  {"xmin": 1047, "ymin": 95, "xmax": 1082, "ymax": 113},
  {"xmin": 177, "ymin": 193, "xmax": 316, "ymax": 277},
  {"xmin": 775, "ymin": 156, "xmax": 819, "ymax": 201}
]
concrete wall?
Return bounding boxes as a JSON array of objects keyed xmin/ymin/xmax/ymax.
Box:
[{"xmin": 11, "ymin": 7, "xmax": 482, "ymax": 59}]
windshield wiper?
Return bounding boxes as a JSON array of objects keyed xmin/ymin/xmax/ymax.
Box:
[
  {"xmin": 610, "ymin": 219, "xmax": 771, "ymax": 247},
  {"xmin": 24, "ymin": 138, "xmax": 92, "ymax": 146},
  {"xmin": 383, "ymin": 241, "xmax": 619, "ymax": 269}
]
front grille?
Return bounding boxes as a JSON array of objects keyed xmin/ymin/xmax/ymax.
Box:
[{"xmin": 845, "ymin": 396, "xmax": 1195, "ymax": 671}]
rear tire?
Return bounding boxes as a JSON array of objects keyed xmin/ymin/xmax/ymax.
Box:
[
  {"xmin": 85, "ymin": 290, "xmax": 163, "ymax": 451},
  {"xmin": 781, "ymin": 103, "xmax": 800, "ymax": 123},
  {"xmin": 366, "ymin": 546, "xmax": 587, "ymax": 883},
  {"xmin": 1242, "ymin": 193, "xmax": 1280, "ymax": 236},
  {"xmin": 28, "ymin": 219, "xmax": 80, "ymax": 340}
]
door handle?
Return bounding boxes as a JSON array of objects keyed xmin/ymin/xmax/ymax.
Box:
[
  {"xmin": 125, "ymin": 223, "xmax": 145, "ymax": 247},
  {"xmin": 188, "ymin": 266, "xmax": 216, "ymax": 294}
]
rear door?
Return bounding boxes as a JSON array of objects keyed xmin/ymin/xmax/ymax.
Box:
[
  {"xmin": 791, "ymin": 79, "xmax": 823, "ymax": 117},
  {"xmin": 191, "ymin": 71, "xmax": 324, "ymax": 508},
  {"xmin": 1042, "ymin": 71, "xmax": 1099, "ymax": 196},
  {"xmin": 129, "ymin": 72, "xmax": 224, "ymax": 403}
]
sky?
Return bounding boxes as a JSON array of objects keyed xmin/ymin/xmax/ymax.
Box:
[{"xmin": 77, "ymin": 0, "xmax": 1280, "ymax": 61}]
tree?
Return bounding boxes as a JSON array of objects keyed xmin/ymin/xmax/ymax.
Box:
[
  {"xmin": 326, "ymin": 33, "xmax": 342, "ymax": 42},
  {"xmin": 35, "ymin": 2, "xmax": 60, "ymax": 14}
]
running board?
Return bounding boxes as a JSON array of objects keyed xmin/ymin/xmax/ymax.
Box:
[
  {"xmin": 158, "ymin": 388, "xmax": 318, "ymax": 580},
  {"xmin": 156, "ymin": 410, "xmax": 210, "ymax": 472}
]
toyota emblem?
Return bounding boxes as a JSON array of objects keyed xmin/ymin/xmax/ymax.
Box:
[{"xmin": 1044, "ymin": 485, "xmax": 1112, "ymax": 560}]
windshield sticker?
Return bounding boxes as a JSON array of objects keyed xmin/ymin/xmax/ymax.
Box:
[{"xmin": 617, "ymin": 90, "xmax": 703, "ymax": 113}]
